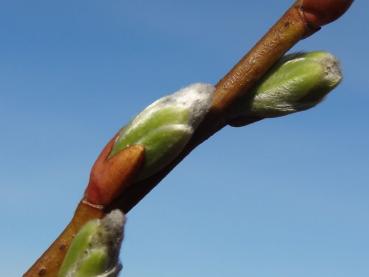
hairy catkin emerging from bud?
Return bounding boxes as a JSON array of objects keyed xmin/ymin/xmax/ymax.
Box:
[
  {"xmin": 58, "ymin": 210, "xmax": 125, "ymax": 277},
  {"xmin": 109, "ymin": 83, "xmax": 215, "ymax": 180}
]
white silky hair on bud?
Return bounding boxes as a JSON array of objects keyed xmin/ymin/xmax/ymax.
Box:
[
  {"xmin": 89, "ymin": 210, "xmax": 125, "ymax": 277},
  {"xmin": 99, "ymin": 210, "xmax": 125, "ymax": 247},
  {"xmin": 320, "ymin": 52, "xmax": 342, "ymax": 85},
  {"xmin": 167, "ymin": 83, "xmax": 215, "ymax": 128},
  {"xmin": 131, "ymin": 83, "xmax": 215, "ymax": 131}
]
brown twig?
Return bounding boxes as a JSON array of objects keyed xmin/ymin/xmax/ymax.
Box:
[
  {"xmin": 24, "ymin": 142, "xmax": 145, "ymax": 277},
  {"xmin": 24, "ymin": 0, "xmax": 353, "ymax": 276},
  {"xmin": 108, "ymin": 0, "xmax": 353, "ymax": 213}
]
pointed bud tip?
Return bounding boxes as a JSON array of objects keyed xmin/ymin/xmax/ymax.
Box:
[
  {"xmin": 320, "ymin": 52, "xmax": 342, "ymax": 86},
  {"xmin": 100, "ymin": 210, "xmax": 126, "ymax": 241},
  {"xmin": 301, "ymin": 0, "xmax": 353, "ymax": 27},
  {"xmin": 305, "ymin": 51, "xmax": 342, "ymax": 89}
]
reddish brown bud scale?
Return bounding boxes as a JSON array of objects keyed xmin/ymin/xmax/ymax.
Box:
[
  {"xmin": 300, "ymin": 0, "xmax": 353, "ymax": 27},
  {"xmin": 85, "ymin": 140, "xmax": 145, "ymax": 206},
  {"xmin": 25, "ymin": 139, "xmax": 144, "ymax": 277}
]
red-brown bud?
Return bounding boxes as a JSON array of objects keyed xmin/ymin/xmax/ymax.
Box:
[{"xmin": 300, "ymin": 0, "xmax": 353, "ymax": 27}]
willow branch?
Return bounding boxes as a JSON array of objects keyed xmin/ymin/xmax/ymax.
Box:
[
  {"xmin": 108, "ymin": 0, "xmax": 353, "ymax": 212},
  {"xmin": 24, "ymin": 0, "xmax": 353, "ymax": 276}
]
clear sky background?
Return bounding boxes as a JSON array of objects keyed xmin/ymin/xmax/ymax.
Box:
[{"xmin": 1, "ymin": 1, "xmax": 368, "ymax": 276}]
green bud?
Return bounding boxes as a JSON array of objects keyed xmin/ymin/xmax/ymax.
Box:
[
  {"xmin": 109, "ymin": 83, "xmax": 215, "ymax": 180},
  {"xmin": 58, "ymin": 210, "xmax": 125, "ymax": 277},
  {"xmin": 232, "ymin": 51, "xmax": 342, "ymax": 118}
]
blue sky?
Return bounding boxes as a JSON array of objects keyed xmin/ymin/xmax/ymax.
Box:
[{"xmin": 1, "ymin": 1, "xmax": 368, "ymax": 276}]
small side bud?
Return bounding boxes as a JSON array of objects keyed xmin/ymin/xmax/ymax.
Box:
[
  {"xmin": 231, "ymin": 51, "xmax": 342, "ymax": 120},
  {"xmin": 109, "ymin": 83, "xmax": 215, "ymax": 180},
  {"xmin": 58, "ymin": 210, "xmax": 125, "ymax": 277}
]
